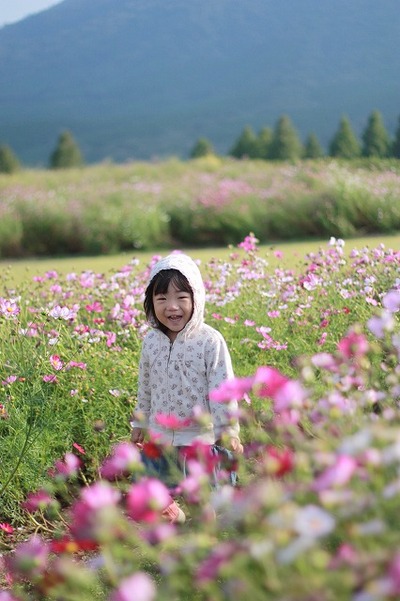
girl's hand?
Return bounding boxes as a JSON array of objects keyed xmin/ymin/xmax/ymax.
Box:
[
  {"xmin": 131, "ymin": 427, "xmax": 144, "ymax": 445},
  {"xmin": 229, "ymin": 437, "xmax": 244, "ymax": 455}
]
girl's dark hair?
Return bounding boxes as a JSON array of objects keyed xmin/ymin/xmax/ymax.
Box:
[{"xmin": 144, "ymin": 269, "xmax": 194, "ymax": 331}]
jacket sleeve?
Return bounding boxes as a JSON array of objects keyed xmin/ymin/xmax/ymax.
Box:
[
  {"xmin": 130, "ymin": 341, "xmax": 151, "ymax": 428},
  {"xmin": 206, "ymin": 332, "xmax": 240, "ymax": 439}
]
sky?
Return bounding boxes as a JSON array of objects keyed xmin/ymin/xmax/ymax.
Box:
[{"xmin": 0, "ymin": 0, "xmax": 62, "ymax": 27}]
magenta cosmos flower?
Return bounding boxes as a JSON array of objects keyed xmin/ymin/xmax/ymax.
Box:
[
  {"xmin": 337, "ymin": 330, "xmax": 369, "ymax": 360},
  {"xmin": 70, "ymin": 481, "xmax": 121, "ymax": 540},
  {"xmin": 100, "ymin": 442, "xmax": 142, "ymax": 479},
  {"xmin": 5, "ymin": 535, "xmax": 50, "ymax": 580},
  {"xmin": 126, "ymin": 478, "xmax": 171, "ymax": 523},
  {"xmin": 312, "ymin": 454, "xmax": 358, "ymax": 492}
]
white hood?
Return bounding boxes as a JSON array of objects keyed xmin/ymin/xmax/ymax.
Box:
[{"xmin": 148, "ymin": 253, "xmax": 205, "ymax": 336}]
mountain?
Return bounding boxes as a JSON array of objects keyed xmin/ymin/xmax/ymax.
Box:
[{"xmin": 0, "ymin": 0, "xmax": 399, "ymax": 165}]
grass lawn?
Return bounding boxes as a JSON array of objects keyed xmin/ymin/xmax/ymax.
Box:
[{"xmin": 0, "ymin": 233, "xmax": 399, "ymax": 290}]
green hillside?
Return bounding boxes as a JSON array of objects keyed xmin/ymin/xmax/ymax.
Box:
[{"xmin": 0, "ymin": 0, "xmax": 399, "ymax": 164}]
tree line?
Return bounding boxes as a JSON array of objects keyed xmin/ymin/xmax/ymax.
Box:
[
  {"xmin": 191, "ymin": 110, "xmax": 400, "ymax": 161},
  {"xmin": 1, "ymin": 110, "xmax": 400, "ymax": 173},
  {"xmin": 0, "ymin": 131, "xmax": 84, "ymax": 174}
]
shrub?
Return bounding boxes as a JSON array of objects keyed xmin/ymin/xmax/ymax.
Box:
[{"xmin": 0, "ymin": 144, "xmax": 20, "ymax": 174}]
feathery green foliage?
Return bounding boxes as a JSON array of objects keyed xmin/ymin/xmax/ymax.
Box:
[
  {"xmin": 303, "ymin": 133, "xmax": 324, "ymax": 159},
  {"xmin": 361, "ymin": 110, "xmax": 390, "ymax": 158},
  {"xmin": 49, "ymin": 130, "xmax": 84, "ymax": 170},
  {"xmin": 0, "ymin": 144, "xmax": 20, "ymax": 174},
  {"xmin": 190, "ymin": 137, "xmax": 215, "ymax": 158},
  {"xmin": 229, "ymin": 126, "xmax": 259, "ymax": 159},
  {"xmin": 329, "ymin": 116, "xmax": 361, "ymax": 158},
  {"xmin": 268, "ymin": 115, "xmax": 303, "ymax": 161},
  {"xmin": 392, "ymin": 115, "xmax": 400, "ymax": 159}
]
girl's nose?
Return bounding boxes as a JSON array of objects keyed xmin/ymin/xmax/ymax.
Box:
[{"xmin": 166, "ymin": 298, "xmax": 179, "ymax": 310}]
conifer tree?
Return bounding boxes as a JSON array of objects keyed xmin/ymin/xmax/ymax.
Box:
[
  {"xmin": 391, "ymin": 115, "xmax": 400, "ymax": 159},
  {"xmin": 49, "ymin": 130, "xmax": 84, "ymax": 169},
  {"xmin": 303, "ymin": 133, "xmax": 324, "ymax": 159},
  {"xmin": 361, "ymin": 110, "xmax": 390, "ymax": 158},
  {"xmin": 190, "ymin": 137, "xmax": 214, "ymax": 158},
  {"xmin": 229, "ymin": 126, "xmax": 258, "ymax": 159},
  {"xmin": 268, "ymin": 115, "xmax": 303, "ymax": 161},
  {"xmin": 329, "ymin": 116, "xmax": 360, "ymax": 159},
  {"xmin": 0, "ymin": 144, "xmax": 20, "ymax": 173},
  {"xmin": 256, "ymin": 127, "xmax": 273, "ymax": 160}
]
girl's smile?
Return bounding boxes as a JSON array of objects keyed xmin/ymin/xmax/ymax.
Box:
[{"xmin": 153, "ymin": 281, "xmax": 193, "ymax": 341}]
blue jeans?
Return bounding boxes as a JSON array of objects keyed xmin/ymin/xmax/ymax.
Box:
[{"xmin": 140, "ymin": 445, "xmax": 238, "ymax": 490}]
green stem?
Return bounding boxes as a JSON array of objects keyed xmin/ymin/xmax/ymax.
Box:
[{"xmin": 0, "ymin": 409, "xmax": 34, "ymax": 497}]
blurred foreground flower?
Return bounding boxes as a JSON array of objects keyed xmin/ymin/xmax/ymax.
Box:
[{"xmin": 110, "ymin": 572, "xmax": 156, "ymax": 601}]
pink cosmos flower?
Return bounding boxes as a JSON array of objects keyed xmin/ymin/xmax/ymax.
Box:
[
  {"xmin": 209, "ymin": 376, "xmax": 254, "ymax": 403},
  {"xmin": 253, "ymin": 366, "xmax": 289, "ymax": 399},
  {"xmin": 110, "ymin": 572, "xmax": 157, "ymax": 601},
  {"xmin": 126, "ymin": 478, "xmax": 171, "ymax": 523},
  {"xmin": 0, "ymin": 298, "xmax": 20, "ymax": 318},
  {"xmin": 106, "ymin": 331, "xmax": 117, "ymax": 347},
  {"xmin": 0, "ymin": 522, "xmax": 14, "ymax": 534},
  {"xmin": 42, "ymin": 375, "xmax": 58, "ymax": 383},
  {"xmin": 66, "ymin": 361, "xmax": 87, "ymax": 370},
  {"xmin": 244, "ymin": 319, "xmax": 256, "ymax": 326},
  {"xmin": 100, "ymin": 442, "xmax": 142, "ymax": 479},
  {"xmin": 312, "ymin": 454, "xmax": 357, "ymax": 492},
  {"xmin": 49, "ymin": 355, "xmax": 63, "ymax": 370},
  {"xmin": 155, "ymin": 413, "xmax": 192, "ymax": 429},
  {"xmin": 5, "ymin": 535, "xmax": 50, "ymax": 580},
  {"xmin": 337, "ymin": 330, "xmax": 369, "ymax": 360},
  {"xmin": 179, "ymin": 473, "xmax": 203, "ymax": 503},
  {"xmin": 73, "ymin": 442, "xmax": 86, "ymax": 455},
  {"xmin": 54, "ymin": 452, "xmax": 81, "ymax": 478},
  {"xmin": 85, "ymin": 301, "xmax": 103, "ymax": 312},
  {"xmin": 70, "ymin": 481, "xmax": 121, "ymax": 540},
  {"xmin": 23, "ymin": 490, "xmax": 54, "ymax": 513},
  {"xmin": 274, "ymin": 380, "xmax": 306, "ymax": 412},
  {"xmin": 238, "ymin": 233, "xmax": 259, "ymax": 253},
  {"xmin": 2, "ymin": 375, "xmax": 17, "ymax": 385}
]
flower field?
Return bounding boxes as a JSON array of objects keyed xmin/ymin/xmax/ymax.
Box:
[
  {"xmin": 1, "ymin": 157, "xmax": 400, "ymax": 258},
  {"xmin": 1, "ymin": 234, "xmax": 400, "ymax": 600}
]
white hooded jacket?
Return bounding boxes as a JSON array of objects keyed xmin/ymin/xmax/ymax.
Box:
[{"xmin": 132, "ymin": 253, "xmax": 240, "ymax": 446}]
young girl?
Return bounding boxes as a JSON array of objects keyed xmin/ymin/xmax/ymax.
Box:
[{"xmin": 130, "ymin": 253, "xmax": 242, "ymax": 523}]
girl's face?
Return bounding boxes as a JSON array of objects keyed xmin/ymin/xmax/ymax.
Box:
[{"xmin": 153, "ymin": 280, "xmax": 193, "ymax": 342}]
